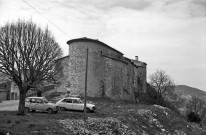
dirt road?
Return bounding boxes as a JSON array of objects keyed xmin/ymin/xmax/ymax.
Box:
[{"xmin": 0, "ymin": 100, "xmax": 18, "ymax": 111}]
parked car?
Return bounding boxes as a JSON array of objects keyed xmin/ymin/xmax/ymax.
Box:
[
  {"xmin": 25, "ymin": 97, "xmax": 58, "ymax": 114},
  {"xmin": 56, "ymin": 97, "xmax": 96, "ymax": 112}
]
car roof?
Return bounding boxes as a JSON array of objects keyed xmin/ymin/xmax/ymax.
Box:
[
  {"xmin": 26, "ymin": 97, "xmax": 45, "ymax": 99},
  {"xmin": 63, "ymin": 97, "xmax": 81, "ymax": 100}
]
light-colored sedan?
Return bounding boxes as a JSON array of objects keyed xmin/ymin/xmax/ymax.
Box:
[
  {"xmin": 25, "ymin": 97, "xmax": 59, "ymax": 114},
  {"xmin": 56, "ymin": 97, "xmax": 95, "ymax": 112}
]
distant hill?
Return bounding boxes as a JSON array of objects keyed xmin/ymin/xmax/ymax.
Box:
[{"xmin": 175, "ymin": 85, "xmax": 206, "ymax": 101}]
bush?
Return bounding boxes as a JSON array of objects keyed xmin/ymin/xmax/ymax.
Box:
[
  {"xmin": 187, "ymin": 111, "xmax": 201, "ymax": 123},
  {"xmin": 185, "ymin": 96, "xmax": 206, "ymax": 125},
  {"xmin": 140, "ymin": 83, "xmax": 166, "ymax": 106},
  {"xmin": 139, "ymin": 83, "xmax": 160, "ymax": 105},
  {"xmin": 140, "ymin": 84, "xmax": 180, "ymax": 114}
]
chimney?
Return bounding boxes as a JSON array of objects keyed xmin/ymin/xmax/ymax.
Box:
[{"xmin": 135, "ymin": 56, "xmax": 138, "ymax": 61}]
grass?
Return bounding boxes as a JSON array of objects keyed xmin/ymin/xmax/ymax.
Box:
[
  {"xmin": 0, "ymin": 97, "xmax": 206, "ymax": 135},
  {"xmin": 0, "ymin": 111, "xmax": 78, "ymax": 135}
]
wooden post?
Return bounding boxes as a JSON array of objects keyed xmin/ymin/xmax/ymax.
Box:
[{"xmin": 84, "ymin": 48, "xmax": 89, "ymax": 122}]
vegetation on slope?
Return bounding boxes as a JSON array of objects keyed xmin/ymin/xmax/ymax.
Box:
[
  {"xmin": 1, "ymin": 97, "xmax": 206, "ymax": 135},
  {"xmin": 175, "ymin": 85, "xmax": 206, "ymax": 102}
]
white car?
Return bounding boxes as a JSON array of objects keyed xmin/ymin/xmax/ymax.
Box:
[
  {"xmin": 25, "ymin": 97, "xmax": 58, "ymax": 114},
  {"xmin": 56, "ymin": 97, "xmax": 96, "ymax": 112}
]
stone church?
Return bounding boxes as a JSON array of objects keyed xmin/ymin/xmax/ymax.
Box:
[{"xmin": 55, "ymin": 37, "xmax": 147, "ymax": 102}]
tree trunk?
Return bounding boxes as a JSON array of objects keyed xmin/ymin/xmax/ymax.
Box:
[{"xmin": 17, "ymin": 89, "xmax": 27, "ymax": 115}]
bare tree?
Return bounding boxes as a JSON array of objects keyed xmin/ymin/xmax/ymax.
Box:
[
  {"xmin": 149, "ymin": 69, "xmax": 175, "ymax": 99},
  {"xmin": 0, "ymin": 20, "xmax": 62, "ymax": 115}
]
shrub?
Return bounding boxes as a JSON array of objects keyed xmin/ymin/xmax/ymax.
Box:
[
  {"xmin": 187, "ymin": 111, "xmax": 201, "ymax": 123},
  {"xmin": 140, "ymin": 83, "xmax": 167, "ymax": 106},
  {"xmin": 140, "ymin": 84, "xmax": 180, "ymax": 114},
  {"xmin": 139, "ymin": 83, "xmax": 160, "ymax": 105},
  {"xmin": 185, "ymin": 96, "xmax": 206, "ymax": 125},
  {"xmin": 7, "ymin": 119, "xmax": 11, "ymax": 124}
]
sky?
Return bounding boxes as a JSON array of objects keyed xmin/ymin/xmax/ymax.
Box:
[{"xmin": 0, "ymin": 0, "xmax": 206, "ymax": 91}]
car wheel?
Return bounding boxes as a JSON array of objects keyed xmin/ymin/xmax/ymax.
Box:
[
  {"xmin": 60, "ymin": 107, "xmax": 66, "ymax": 111},
  {"xmin": 47, "ymin": 108, "xmax": 53, "ymax": 114},
  {"xmin": 54, "ymin": 111, "xmax": 58, "ymax": 114},
  {"xmin": 86, "ymin": 108, "xmax": 90, "ymax": 113},
  {"xmin": 25, "ymin": 107, "xmax": 30, "ymax": 113},
  {"xmin": 31, "ymin": 110, "xmax": 36, "ymax": 112},
  {"xmin": 91, "ymin": 107, "xmax": 96, "ymax": 113}
]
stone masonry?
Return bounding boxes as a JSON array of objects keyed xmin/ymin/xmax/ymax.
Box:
[{"xmin": 56, "ymin": 37, "xmax": 147, "ymax": 102}]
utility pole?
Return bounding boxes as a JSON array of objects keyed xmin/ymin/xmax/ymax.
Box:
[{"xmin": 84, "ymin": 48, "xmax": 89, "ymax": 122}]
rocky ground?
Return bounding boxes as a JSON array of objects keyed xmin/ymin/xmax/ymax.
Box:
[{"xmin": 58, "ymin": 103, "xmax": 206, "ymax": 135}]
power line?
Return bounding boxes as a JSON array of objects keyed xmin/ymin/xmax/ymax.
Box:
[{"xmin": 22, "ymin": 0, "xmax": 69, "ymax": 38}]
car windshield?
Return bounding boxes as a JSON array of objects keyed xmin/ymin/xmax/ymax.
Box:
[{"xmin": 79, "ymin": 99, "xmax": 83, "ymax": 103}]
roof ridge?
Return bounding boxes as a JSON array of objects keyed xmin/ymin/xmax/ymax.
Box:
[{"xmin": 66, "ymin": 37, "xmax": 123, "ymax": 55}]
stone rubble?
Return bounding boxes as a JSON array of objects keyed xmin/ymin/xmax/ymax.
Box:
[
  {"xmin": 58, "ymin": 117, "xmax": 136, "ymax": 135},
  {"xmin": 57, "ymin": 107, "xmax": 204, "ymax": 135}
]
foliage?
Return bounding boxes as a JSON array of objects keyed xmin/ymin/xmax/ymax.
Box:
[
  {"xmin": 187, "ymin": 111, "xmax": 201, "ymax": 123},
  {"xmin": 147, "ymin": 70, "xmax": 185, "ymax": 114},
  {"xmin": 186, "ymin": 96, "xmax": 206, "ymax": 124},
  {"xmin": 0, "ymin": 19, "xmax": 62, "ymax": 115},
  {"xmin": 139, "ymin": 83, "xmax": 160, "ymax": 105},
  {"xmin": 149, "ymin": 69, "xmax": 175, "ymax": 99},
  {"xmin": 0, "ymin": 72, "xmax": 9, "ymax": 82},
  {"xmin": 140, "ymin": 84, "xmax": 180, "ymax": 114}
]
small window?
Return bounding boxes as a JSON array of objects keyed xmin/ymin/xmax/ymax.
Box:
[
  {"xmin": 66, "ymin": 99, "xmax": 72, "ymax": 103},
  {"xmin": 73, "ymin": 99, "xmax": 79, "ymax": 103},
  {"xmin": 62, "ymin": 99, "xmax": 67, "ymax": 102},
  {"xmin": 31, "ymin": 99, "xmax": 35, "ymax": 103},
  {"xmin": 36, "ymin": 99, "xmax": 42, "ymax": 104}
]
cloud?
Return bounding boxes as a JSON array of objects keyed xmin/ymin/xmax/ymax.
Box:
[
  {"xmin": 191, "ymin": 0, "xmax": 206, "ymax": 17},
  {"xmin": 43, "ymin": 0, "xmax": 152, "ymax": 11},
  {"xmin": 99, "ymin": 0, "xmax": 152, "ymax": 10},
  {"xmin": 55, "ymin": 0, "xmax": 206, "ymax": 17}
]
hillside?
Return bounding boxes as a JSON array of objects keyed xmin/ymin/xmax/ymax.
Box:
[
  {"xmin": 1, "ymin": 97, "xmax": 206, "ymax": 135},
  {"xmin": 175, "ymin": 85, "xmax": 206, "ymax": 101}
]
